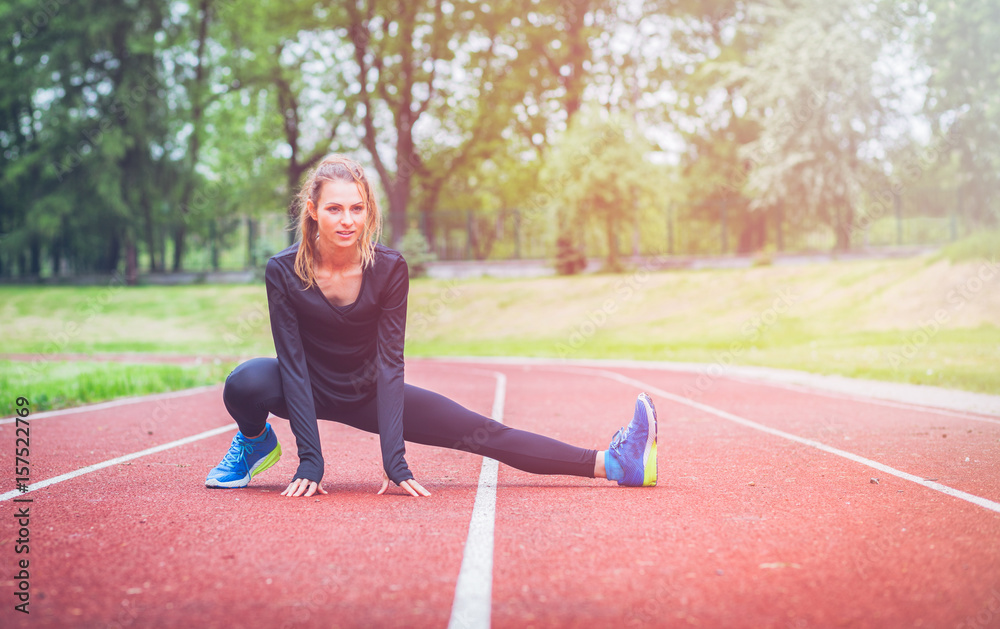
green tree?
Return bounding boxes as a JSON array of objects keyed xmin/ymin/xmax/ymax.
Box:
[
  {"xmin": 1, "ymin": 0, "xmax": 175, "ymax": 281},
  {"xmin": 542, "ymin": 111, "xmax": 658, "ymax": 271},
  {"xmin": 921, "ymin": 0, "xmax": 1000, "ymax": 227},
  {"xmin": 727, "ymin": 0, "xmax": 904, "ymax": 251},
  {"xmin": 662, "ymin": 1, "xmax": 769, "ymax": 253}
]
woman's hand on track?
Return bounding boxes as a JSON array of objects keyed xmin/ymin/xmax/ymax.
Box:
[
  {"xmin": 281, "ymin": 478, "xmax": 328, "ymax": 497},
  {"xmin": 378, "ymin": 471, "xmax": 431, "ymax": 497}
]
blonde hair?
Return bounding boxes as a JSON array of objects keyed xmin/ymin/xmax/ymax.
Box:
[{"xmin": 293, "ymin": 154, "xmax": 383, "ymax": 289}]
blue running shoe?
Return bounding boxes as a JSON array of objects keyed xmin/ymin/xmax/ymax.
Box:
[
  {"xmin": 608, "ymin": 393, "xmax": 657, "ymax": 486},
  {"xmin": 205, "ymin": 423, "xmax": 282, "ymax": 488}
]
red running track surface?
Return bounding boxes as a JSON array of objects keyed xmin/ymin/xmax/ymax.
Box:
[{"xmin": 1, "ymin": 358, "xmax": 999, "ymax": 628}]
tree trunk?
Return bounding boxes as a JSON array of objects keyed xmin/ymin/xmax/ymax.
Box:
[
  {"xmin": 774, "ymin": 203, "xmax": 784, "ymax": 252},
  {"xmin": 106, "ymin": 231, "xmax": 121, "ymax": 274},
  {"xmin": 175, "ymin": 0, "xmax": 212, "ymax": 268},
  {"xmin": 387, "ymin": 177, "xmax": 410, "ymax": 248},
  {"xmin": 606, "ymin": 205, "xmax": 620, "ymax": 271},
  {"xmin": 145, "ymin": 196, "xmax": 160, "ymax": 272},
  {"xmin": 247, "ymin": 217, "xmax": 257, "ymax": 267},
  {"xmin": 210, "ymin": 220, "xmax": 219, "ymax": 270},
  {"xmin": 720, "ymin": 199, "xmax": 728, "ymax": 254},
  {"xmin": 172, "ymin": 224, "xmax": 186, "ymax": 272},
  {"xmin": 419, "ymin": 179, "xmax": 447, "ymax": 255},
  {"xmin": 834, "ymin": 205, "xmax": 853, "ymax": 251},
  {"xmin": 562, "ymin": 0, "xmax": 589, "ymax": 121},
  {"xmin": 737, "ymin": 209, "xmax": 767, "ymax": 254},
  {"xmin": 51, "ymin": 230, "xmax": 62, "ymax": 277},
  {"xmin": 125, "ymin": 236, "xmax": 138, "ymax": 286},
  {"xmin": 29, "ymin": 238, "xmax": 41, "ymax": 277},
  {"xmin": 631, "ymin": 186, "xmax": 641, "ymax": 257}
]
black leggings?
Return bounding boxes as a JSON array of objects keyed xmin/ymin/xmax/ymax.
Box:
[{"xmin": 223, "ymin": 357, "xmax": 598, "ymax": 478}]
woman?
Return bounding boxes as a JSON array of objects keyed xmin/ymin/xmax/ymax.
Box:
[{"xmin": 205, "ymin": 155, "xmax": 657, "ymax": 497}]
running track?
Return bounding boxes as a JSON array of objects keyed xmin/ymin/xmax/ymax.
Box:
[{"xmin": 2, "ymin": 358, "xmax": 999, "ymax": 629}]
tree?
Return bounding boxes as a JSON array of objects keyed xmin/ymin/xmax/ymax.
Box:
[
  {"xmin": 190, "ymin": 0, "xmax": 358, "ymax": 259},
  {"xmin": 921, "ymin": 0, "xmax": 1000, "ymax": 227},
  {"xmin": 542, "ymin": 111, "xmax": 657, "ymax": 271},
  {"xmin": 1, "ymin": 0, "xmax": 175, "ymax": 281},
  {"xmin": 344, "ymin": 0, "xmax": 624, "ymax": 248},
  {"xmin": 726, "ymin": 0, "xmax": 904, "ymax": 251},
  {"xmin": 343, "ymin": 0, "xmax": 453, "ymax": 246},
  {"xmin": 661, "ymin": 1, "xmax": 769, "ymax": 253}
]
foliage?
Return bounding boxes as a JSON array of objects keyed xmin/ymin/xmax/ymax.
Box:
[
  {"xmin": 0, "ymin": 0, "xmax": 997, "ymax": 278},
  {"xmin": 724, "ymin": 0, "xmax": 906, "ymax": 251},
  {"xmin": 397, "ymin": 226, "xmax": 437, "ymax": 278},
  {"xmin": 935, "ymin": 230, "xmax": 1000, "ymax": 264},
  {"xmin": 921, "ymin": 0, "xmax": 1000, "ymax": 227},
  {"xmin": 663, "ymin": 0, "xmax": 768, "ymax": 253},
  {"xmin": 541, "ymin": 110, "xmax": 659, "ymax": 271}
]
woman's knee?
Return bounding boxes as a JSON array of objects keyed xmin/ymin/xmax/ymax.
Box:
[{"xmin": 223, "ymin": 357, "xmax": 280, "ymax": 404}]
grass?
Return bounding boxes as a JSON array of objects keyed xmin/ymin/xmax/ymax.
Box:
[
  {"xmin": 1, "ymin": 243, "xmax": 999, "ymax": 412},
  {"xmin": 935, "ymin": 228, "xmax": 1000, "ymax": 263},
  {"xmin": 1, "ymin": 359, "xmax": 238, "ymax": 415}
]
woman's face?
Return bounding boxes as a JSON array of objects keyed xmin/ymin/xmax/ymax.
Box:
[{"xmin": 308, "ymin": 179, "xmax": 368, "ymax": 256}]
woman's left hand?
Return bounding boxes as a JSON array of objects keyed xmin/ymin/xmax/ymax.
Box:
[
  {"xmin": 281, "ymin": 478, "xmax": 329, "ymax": 497},
  {"xmin": 378, "ymin": 471, "xmax": 431, "ymax": 497}
]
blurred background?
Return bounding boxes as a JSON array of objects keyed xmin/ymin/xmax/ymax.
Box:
[
  {"xmin": 2, "ymin": 0, "xmax": 999, "ymax": 413},
  {"xmin": 1, "ymin": 0, "xmax": 997, "ymax": 280}
]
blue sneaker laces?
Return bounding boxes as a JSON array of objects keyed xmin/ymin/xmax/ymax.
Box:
[
  {"xmin": 610, "ymin": 424, "xmax": 629, "ymax": 450},
  {"xmin": 222, "ymin": 435, "xmax": 254, "ymax": 467}
]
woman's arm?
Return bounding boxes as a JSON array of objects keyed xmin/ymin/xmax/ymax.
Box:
[
  {"xmin": 375, "ymin": 254, "xmax": 414, "ymax": 486},
  {"xmin": 265, "ymin": 258, "xmax": 326, "ymax": 489}
]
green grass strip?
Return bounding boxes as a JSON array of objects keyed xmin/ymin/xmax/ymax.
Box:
[{"xmin": 1, "ymin": 360, "xmax": 237, "ymax": 415}]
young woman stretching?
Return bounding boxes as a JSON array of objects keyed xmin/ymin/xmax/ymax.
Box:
[{"xmin": 205, "ymin": 155, "xmax": 658, "ymax": 497}]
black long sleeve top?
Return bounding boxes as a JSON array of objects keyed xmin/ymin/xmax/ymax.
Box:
[{"xmin": 264, "ymin": 242, "xmax": 413, "ymax": 485}]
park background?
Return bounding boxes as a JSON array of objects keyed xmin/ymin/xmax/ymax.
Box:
[{"xmin": 1, "ymin": 0, "xmax": 999, "ymax": 415}]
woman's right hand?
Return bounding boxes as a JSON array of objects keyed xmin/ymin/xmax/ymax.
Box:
[
  {"xmin": 281, "ymin": 477, "xmax": 329, "ymax": 497},
  {"xmin": 378, "ymin": 470, "xmax": 431, "ymax": 497}
]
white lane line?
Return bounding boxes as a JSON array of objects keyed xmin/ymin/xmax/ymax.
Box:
[
  {"xmin": 725, "ymin": 376, "xmax": 1000, "ymax": 426},
  {"xmin": 0, "ymin": 385, "xmax": 220, "ymax": 424},
  {"xmin": 423, "ymin": 356, "xmax": 1000, "ymax": 417},
  {"xmin": 448, "ymin": 371, "xmax": 505, "ymax": 629},
  {"xmin": 0, "ymin": 424, "xmax": 237, "ymax": 502},
  {"xmin": 589, "ymin": 368, "xmax": 1000, "ymax": 515}
]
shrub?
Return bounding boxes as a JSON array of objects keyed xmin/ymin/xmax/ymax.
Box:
[
  {"xmin": 398, "ymin": 227, "xmax": 437, "ymax": 278},
  {"xmin": 937, "ymin": 229, "xmax": 1000, "ymax": 263},
  {"xmin": 555, "ymin": 235, "xmax": 587, "ymax": 275}
]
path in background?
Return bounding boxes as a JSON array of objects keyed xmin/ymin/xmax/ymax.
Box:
[
  {"xmin": 1, "ymin": 353, "xmax": 248, "ymax": 365},
  {"xmin": 2, "ymin": 358, "xmax": 998, "ymax": 628},
  {"xmin": 424, "ymin": 246, "xmax": 938, "ymax": 279}
]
